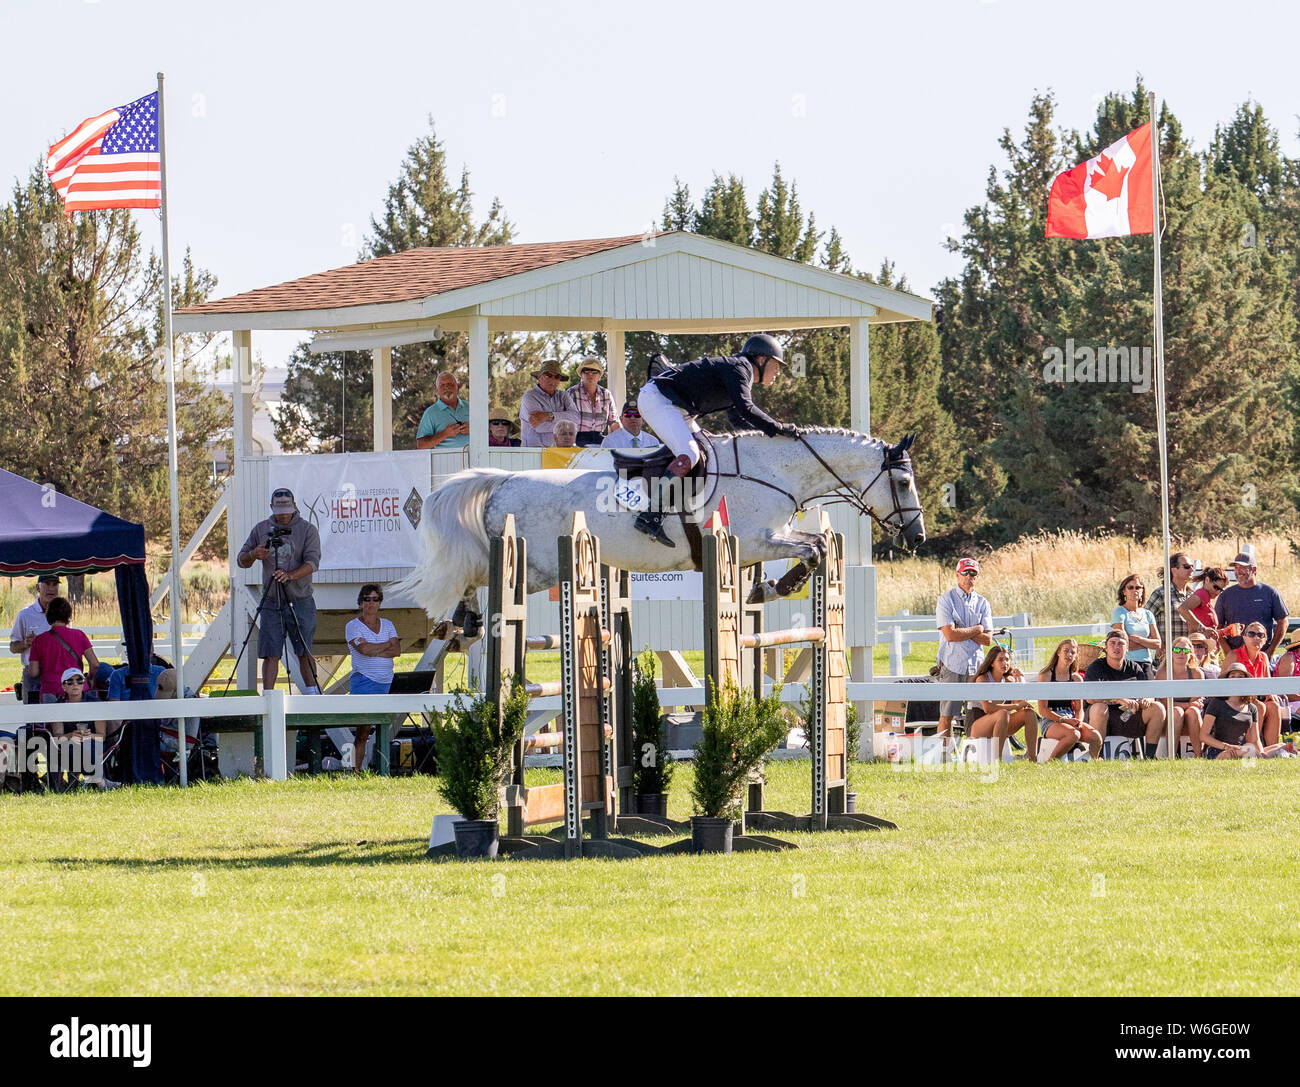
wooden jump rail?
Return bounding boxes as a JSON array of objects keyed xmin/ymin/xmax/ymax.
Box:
[
  {"xmin": 485, "ymin": 511, "xmax": 634, "ymax": 858},
  {"xmin": 703, "ymin": 509, "xmax": 894, "ymax": 834}
]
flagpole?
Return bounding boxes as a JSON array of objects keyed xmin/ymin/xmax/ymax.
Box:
[
  {"xmin": 1149, "ymin": 91, "xmax": 1175, "ymax": 758},
  {"xmin": 158, "ymin": 71, "xmax": 187, "ymax": 786}
]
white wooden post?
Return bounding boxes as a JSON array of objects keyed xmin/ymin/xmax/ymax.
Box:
[
  {"xmin": 849, "ymin": 316, "xmax": 871, "ymax": 565},
  {"xmin": 229, "ymin": 329, "xmax": 257, "ymax": 691},
  {"xmin": 372, "ymin": 345, "xmax": 392, "ymax": 452},
  {"xmin": 607, "ymin": 327, "xmax": 626, "ymax": 409},
  {"xmin": 263, "ymin": 687, "xmax": 287, "ymax": 781},
  {"xmin": 468, "ymin": 314, "xmax": 490, "ymax": 468}
]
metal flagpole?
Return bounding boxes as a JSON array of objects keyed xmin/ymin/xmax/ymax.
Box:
[
  {"xmin": 1149, "ymin": 90, "xmax": 1175, "ymax": 758},
  {"xmin": 157, "ymin": 71, "xmax": 187, "ymax": 786}
]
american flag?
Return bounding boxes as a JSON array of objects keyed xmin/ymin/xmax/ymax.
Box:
[{"xmin": 46, "ymin": 92, "xmax": 161, "ymax": 214}]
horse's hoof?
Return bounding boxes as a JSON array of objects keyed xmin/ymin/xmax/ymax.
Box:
[{"xmin": 746, "ymin": 579, "xmax": 780, "ymax": 604}]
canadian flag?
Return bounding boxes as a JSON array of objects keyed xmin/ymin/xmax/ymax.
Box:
[{"xmin": 1045, "ymin": 122, "xmax": 1153, "ymax": 239}]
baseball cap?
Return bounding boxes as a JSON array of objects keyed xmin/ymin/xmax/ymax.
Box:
[
  {"xmin": 1223, "ymin": 663, "xmax": 1250, "ymax": 678},
  {"xmin": 61, "ymin": 667, "xmax": 85, "ymax": 683},
  {"xmin": 621, "ymin": 400, "xmax": 639, "ymax": 415},
  {"xmin": 956, "ymin": 558, "xmax": 980, "ymax": 576},
  {"xmin": 1104, "ymin": 629, "xmax": 1129, "ymax": 643},
  {"xmin": 37, "ymin": 574, "xmax": 61, "ymax": 585},
  {"xmin": 1229, "ymin": 544, "xmax": 1257, "ymax": 567},
  {"xmin": 270, "ymin": 488, "xmax": 296, "ymax": 513}
]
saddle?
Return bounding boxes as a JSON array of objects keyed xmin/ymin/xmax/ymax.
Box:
[{"xmin": 612, "ymin": 440, "xmax": 712, "ymax": 569}]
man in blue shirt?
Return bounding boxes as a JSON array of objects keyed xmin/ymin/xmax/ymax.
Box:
[
  {"xmin": 1216, "ymin": 546, "xmax": 1289, "ymax": 659},
  {"xmin": 416, "ymin": 372, "xmax": 470, "ymax": 450},
  {"xmin": 935, "ymin": 558, "xmax": 993, "ymax": 736}
]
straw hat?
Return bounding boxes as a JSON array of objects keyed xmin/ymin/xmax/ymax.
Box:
[
  {"xmin": 531, "ymin": 361, "xmax": 570, "ymax": 382},
  {"xmin": 487, "ymin": 408, "xmax": 520, "ymax": 435}
]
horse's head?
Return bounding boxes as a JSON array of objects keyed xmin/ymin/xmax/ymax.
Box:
[{"xmin": 862, "ymin": 433, "xmax": 926, "ymax": 551}]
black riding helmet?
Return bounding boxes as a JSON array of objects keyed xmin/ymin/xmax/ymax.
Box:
[{"xmin": 740, "ymin": 333, "xmax": 784, "ymax": 362}]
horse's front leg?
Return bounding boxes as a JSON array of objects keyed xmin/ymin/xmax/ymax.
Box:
[{"xmin": 745, "ymin": 527, "xmax": 826, "ymax": 602}]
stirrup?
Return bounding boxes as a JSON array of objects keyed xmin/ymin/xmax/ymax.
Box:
[{"xmin": 635, "ymin": 512, "xmax": 676, "ymax": 548}]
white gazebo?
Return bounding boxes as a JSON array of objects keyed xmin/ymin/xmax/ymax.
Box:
[{"xmin": 174, "ymin": 230, "xmax": 934, "ymax": 696}]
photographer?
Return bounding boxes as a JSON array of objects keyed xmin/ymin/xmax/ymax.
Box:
[{"xmin": 237, "ymin": 488, "xmax": 323, "ymax": 694}]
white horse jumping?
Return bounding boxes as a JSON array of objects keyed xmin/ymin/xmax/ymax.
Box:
[{"xmin": 394, "ymin": 427, "xmax": 925, "ymax": 620}]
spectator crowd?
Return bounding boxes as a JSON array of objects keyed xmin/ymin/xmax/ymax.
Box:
[
  {"xmin": 933, "ymin": 545, "xmax": 1300, "ymax": 761},
  {"xmin": 414, "ymin": 359, "xmax": 657, "ymax": 452}
]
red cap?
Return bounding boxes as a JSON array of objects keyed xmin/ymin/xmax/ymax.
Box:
[{"xmin": 956, "ymin": 558, "xmax": 980, "ymax": 576}]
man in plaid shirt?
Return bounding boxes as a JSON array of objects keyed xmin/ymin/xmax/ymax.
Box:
[{"xmin": 1146, "ymin": 551, "xmax": 1195, "ymax": 652}]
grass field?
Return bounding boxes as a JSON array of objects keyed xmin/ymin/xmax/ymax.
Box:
[{"xmin": 4, "ymin": 758, "xmax": 1298, "ymax": 996}]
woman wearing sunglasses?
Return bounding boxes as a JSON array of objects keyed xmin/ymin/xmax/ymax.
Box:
[
  {"xmin": 1201, "ymin": 663, "xmax": 1288, "ymax": 758},
  {"xmin": 1223, "ymin": 623, "xmax": 1282, "ymax": 745},
  {"xmin": 343, "ymin": 584, "xmax": 401, "ymax": 770},
  {"xmin": 1111, "ymin": 574, "xmax": 1160, "ymax": 678},
  {"xmin": 1154, "ymin": 636, "xmax": 1205, "ymax": 756},
  {"xmin": 1177, "ymin": 566, "xmax": 1227, "ymax": 639}
]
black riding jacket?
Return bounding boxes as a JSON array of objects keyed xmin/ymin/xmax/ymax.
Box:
[{"xmin": 652, "ymin": 354, "xmax": 788, "ymax": 437}]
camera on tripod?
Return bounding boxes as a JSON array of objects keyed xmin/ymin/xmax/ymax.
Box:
[{"xmin": 267, "ymin": 525, "xmax": 291, "ymax": 547}]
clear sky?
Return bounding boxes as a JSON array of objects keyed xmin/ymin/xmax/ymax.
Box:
[{"xmin": 6, "ymin": 0, "xmax": 1299, "ymax": 370}]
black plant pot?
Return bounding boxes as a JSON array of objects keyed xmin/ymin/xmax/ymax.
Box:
[
  {"xmin": 691, "ymin": 816, "xmax": 734, "ymax": 854},
  {"xmin": 452, "ymin": 819, "xmax": 499, "ymax": 859},
  {"xmin": 846, "ymin": 792, "xmax": 858, "ymax": 814},
  {"xmin": 636, "ymin": 792, "xmax": 668, "ymax": 817}
]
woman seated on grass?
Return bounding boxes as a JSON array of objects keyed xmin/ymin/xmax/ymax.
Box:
[
  {"xmin": 1035, "ymin": 638, "xmax": 1100, "ymax": 759},
  {"xmin": 970, "ymin": 645, "xmax": 1038, "ymax": 761},
  {"xmin": 1154, "ymin": 636, "xmax": 1206, "ymax": 756},
  {"xmin": 1201, "ymin": 662, "xmax": 1288, "ymax": 759}
]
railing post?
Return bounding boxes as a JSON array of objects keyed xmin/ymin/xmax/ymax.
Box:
[
  {"xmin": 890, "ymin": 626, "xmax": 904, "ymax": 675},
  {"xmin": 263, "ymin": 688, "xmax": 288, "ymax": 781}
]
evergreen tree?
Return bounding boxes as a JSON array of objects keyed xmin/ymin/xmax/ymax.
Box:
[
  {"xmin": 276, "ymin": 119, "xmax": 557, "ymax": 451},
  {"xmin": 939, "ymin": 82, "xmax": 1299, "ymax": 542},
  {"xmin": 0, "ymin": 165, "xmax": 228, "ymax": 543}
]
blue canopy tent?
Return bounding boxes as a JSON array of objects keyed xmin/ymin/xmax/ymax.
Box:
[{"xmin": 0, "ymin": 469, "xmax": 162, "ymax": 783}]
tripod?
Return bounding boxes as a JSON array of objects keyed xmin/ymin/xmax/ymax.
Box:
[{"xmin": 225, "ymin": 535, "xmax": 320, "ymax": 695}]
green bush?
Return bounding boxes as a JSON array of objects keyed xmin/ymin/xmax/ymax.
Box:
[
  {"xmin": 431, "ymin": 679, "xmax": 529, "ymax": 821},
  {"xmin": 691, "ymin": 679, "xmax": 789, "ymax": 820},
  {"xmin": 631, "ymin": 649, "xmax": 673, "ymax": 795}
]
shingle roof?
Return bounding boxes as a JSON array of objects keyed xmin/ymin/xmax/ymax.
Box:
[{"xmin": 175, "ymin": 233, "xmax": 659, "ymax": 316}]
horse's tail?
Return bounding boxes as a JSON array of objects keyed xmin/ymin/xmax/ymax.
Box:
[{"xmin": 389, "ymin": 468, "xmax": 509, "ymax": 618}]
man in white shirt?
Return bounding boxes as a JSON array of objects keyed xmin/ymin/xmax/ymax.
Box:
[
  {"xmin": 601, "ymin": 401, "xmax": 656, "ymax": 449},
  {"xmin": 9, "ymin": 574, "xmax": 60, "ymax": 704},
  {"xmin": 936, "ymin": 558, "xmax": 993, "ymax": 736}
]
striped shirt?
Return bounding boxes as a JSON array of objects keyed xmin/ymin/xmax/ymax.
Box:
[{"xmin": 569, "ymin": 383, "xmax": 617, "ymax": 436}]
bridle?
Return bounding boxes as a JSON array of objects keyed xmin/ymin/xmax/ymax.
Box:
[{"xmin": 712, "ymin": 432, "xmax": 924, "ymax": 539}]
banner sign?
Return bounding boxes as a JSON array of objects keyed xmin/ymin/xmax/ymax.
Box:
[{"xmin": 269, "ymin": 452, "xmax": 430, "ymax": 570}]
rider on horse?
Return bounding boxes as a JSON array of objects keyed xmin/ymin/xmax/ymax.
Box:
[{"xmin": 634, "ymin": 333, "xmax": 800, "ymax": 546}]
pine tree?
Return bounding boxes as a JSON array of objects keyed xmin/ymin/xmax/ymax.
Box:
[{"xmin": 276, "ymin": 119, "xmax": 554, "ymax": 451}]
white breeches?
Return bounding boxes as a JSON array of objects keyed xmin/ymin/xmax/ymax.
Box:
[{"xmin": 638, "ymin": 381, "xmax": 703, "ymax": 466}]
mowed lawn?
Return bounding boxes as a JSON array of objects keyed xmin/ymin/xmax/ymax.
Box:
[{"xmin": 3, "ymin": 758, "xmax": 1298, "ymax": 997}]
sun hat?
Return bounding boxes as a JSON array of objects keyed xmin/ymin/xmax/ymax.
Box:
[
  {"xmin": 531, "ymin": 362, "xmax": 569, "ymax": 381},
  {"xmin": 487, "ymin": 408, "xmax": 520, "ymax": 434},
  {"xmin": 576, "ymin": 355, "xmax": 605, "ymax": 375}
]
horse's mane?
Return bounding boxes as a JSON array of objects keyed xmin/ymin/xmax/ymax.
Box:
[{"xmin": 704, "ymin": 425, "xmax": 883, "ymax": 446}]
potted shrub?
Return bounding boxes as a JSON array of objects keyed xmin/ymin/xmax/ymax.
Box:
[
  {"xmin": 431, "ymin": 679, "xmax": 529, "ymax": 859},
  {"xmin": 631, "ymin": 649, "xmax": 674, "ymax": 816},
  {"xmin": 690, "ymin": 679, "xmax": 789, "ymax": 853}
]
